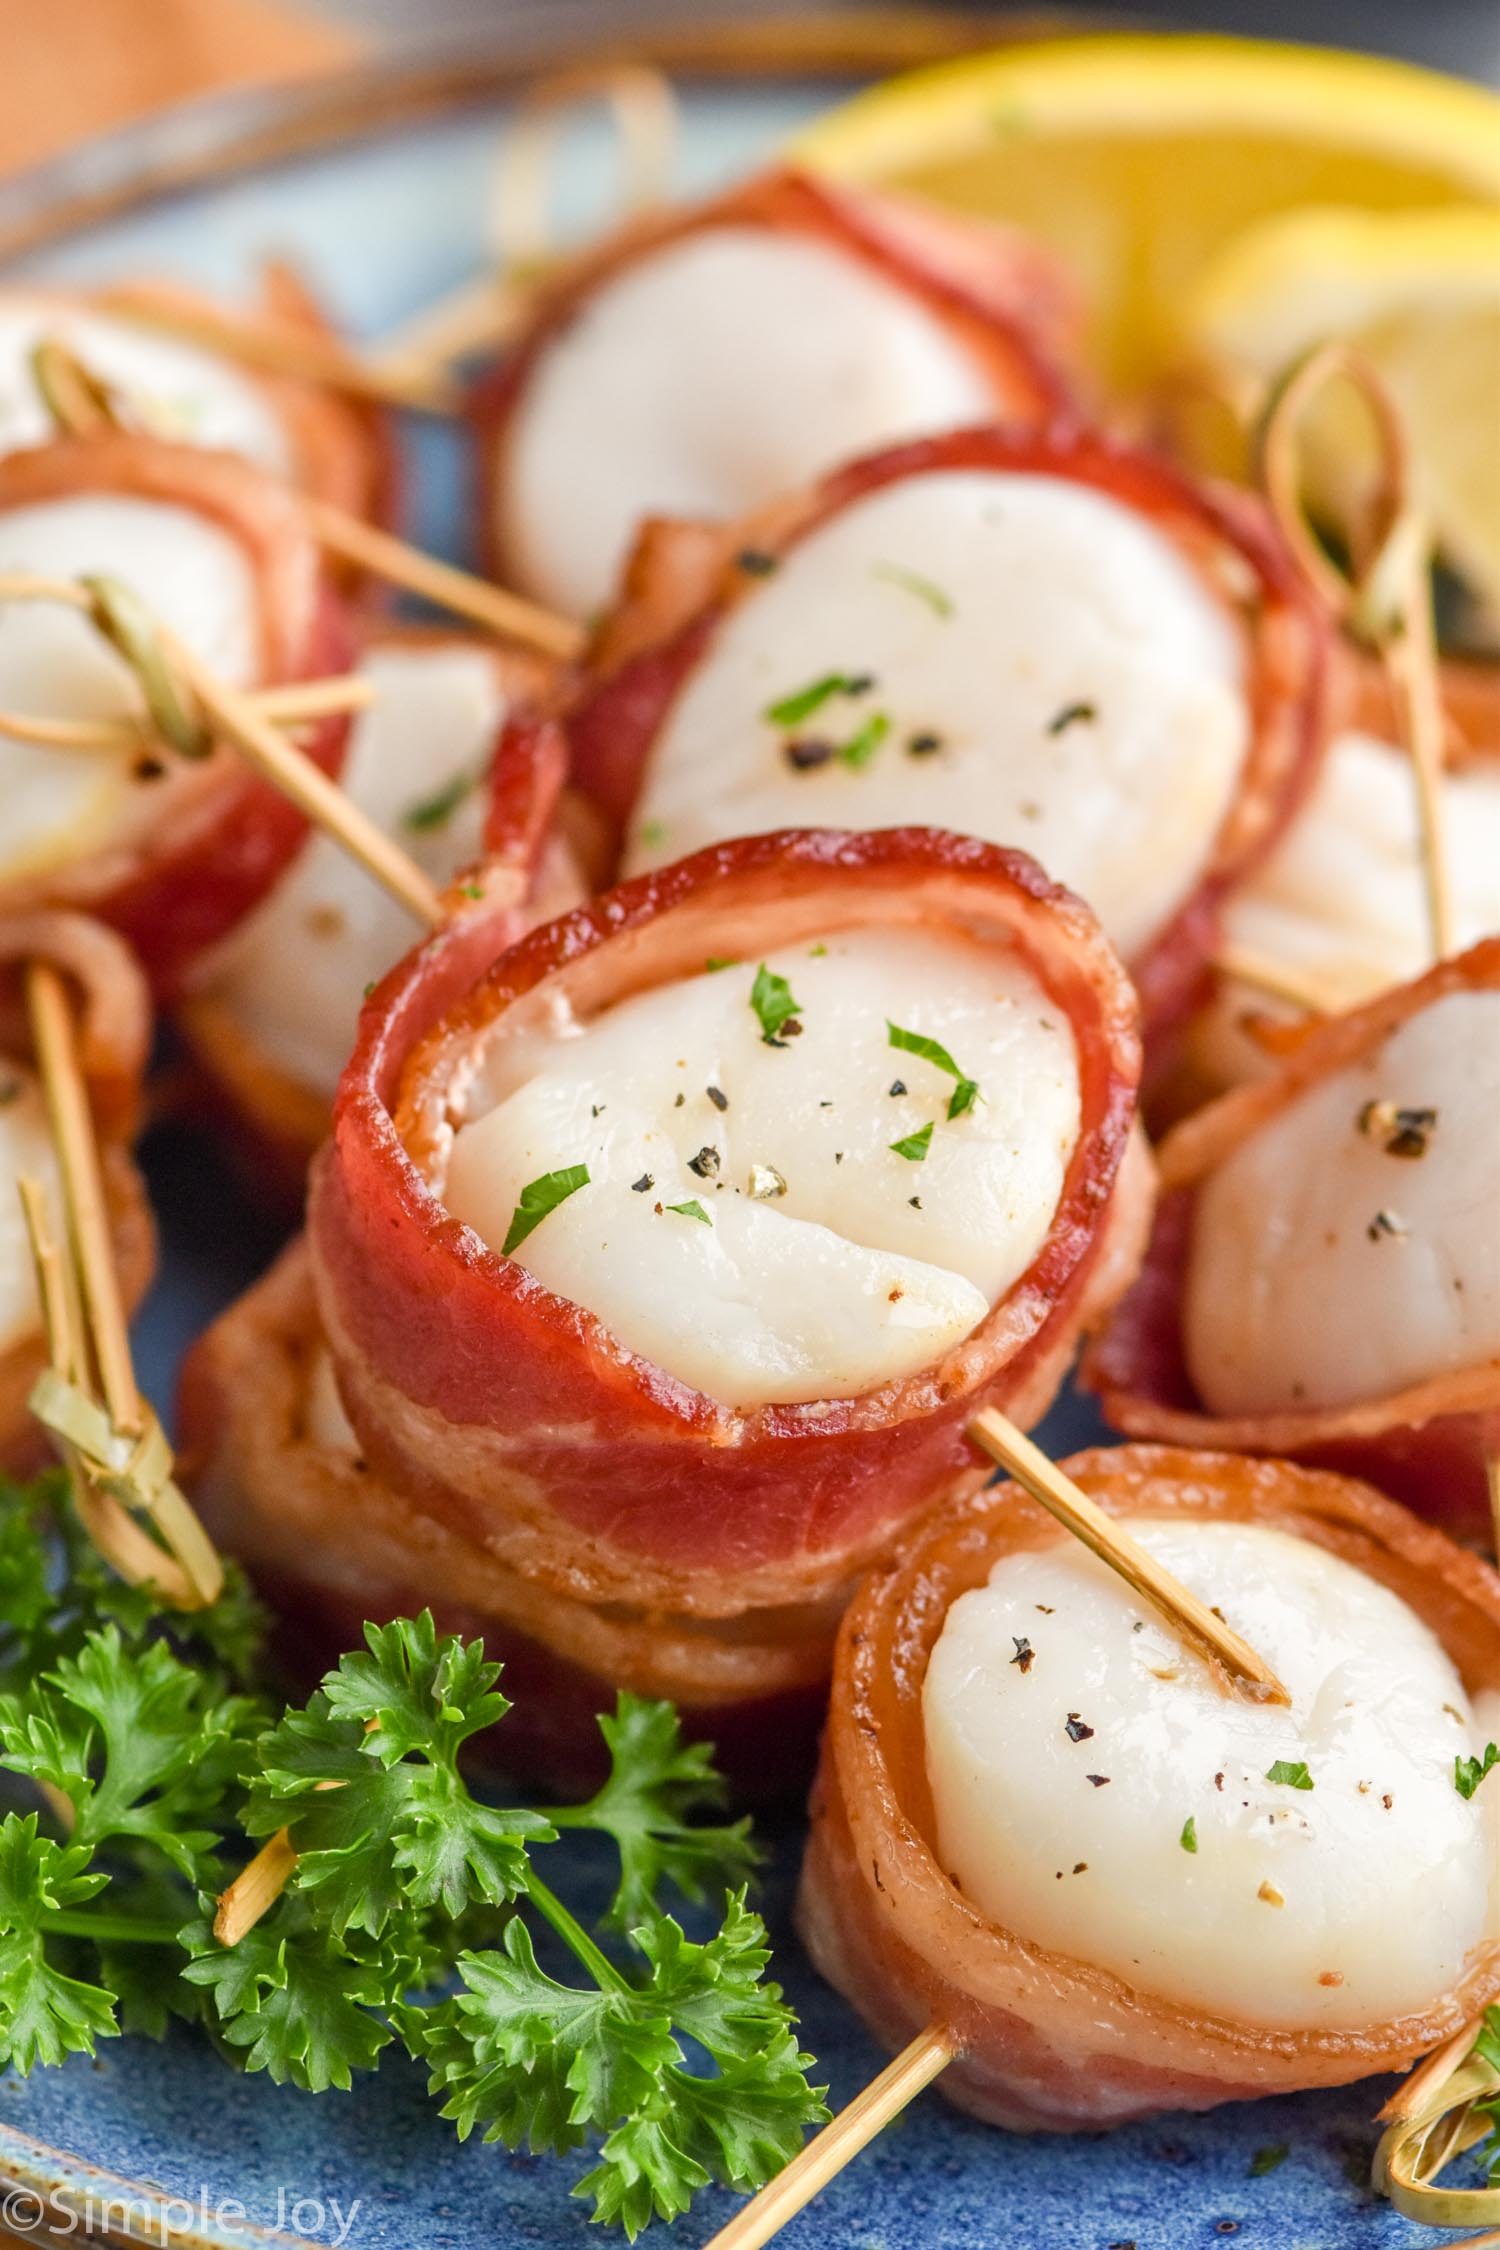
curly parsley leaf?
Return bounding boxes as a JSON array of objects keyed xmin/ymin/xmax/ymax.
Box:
[
  {"xmin": 246, "ymin": 1614, "xmax": 553, "ymax": 1934},
  {"xmin": 550, "ymin": 1695, "xmax": 759, "ymax": 1932},
  {"xmin": 0, "ymin": 1813, "xmax": 116, "ymax": 2070},
  {"xmin": 181, "ymin": 1896, "xmax": 398, "ymax": 2092},
  {"xmin": 0, "ymin": 1628, "xmax": 260, "ymax": 1881},
  {"xmin": 889, "ymin": 1121, "xmax": 933, "ymax": 1162}
]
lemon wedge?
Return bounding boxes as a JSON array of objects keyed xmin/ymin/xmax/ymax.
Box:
[
  {"xmin": 1183, "ymin": 204, "xmax": 1500, "ymax": 619},
  {"xmin": 793, "ymin": 35, "xmax": 1500, "ymax": 386}
]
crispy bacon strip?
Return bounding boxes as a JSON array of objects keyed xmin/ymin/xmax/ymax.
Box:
[
  {"xmin": 798, "ymin": 1444, "xmax": 1500, "ymax": 2132},
  {"xmin": 472, "ymin": 163, "xmax": 1077, "ymax": 582},
  {"xmin": 307, "ymin": 825, "xmax": 1152, "ymax": 1618},
  {"xmin": 0, "ymin": 433, "xmax": 354, "ymax": 996},
  {"xmin": 175, "ymin": 625, "xmax": 573, "ymax": 1193},
  {"xmin": 178, "ymin": 1239, "xmax": 834, "ymax": 1797},
  {"xmin": 0, "ymin": 910, "xmax": 154, "ymax": 1471},
  {"xmin": 527, "ymin": 422, "xmax": 1330, "ymax": 1046},
  {"xmin": 1085, "ymin": 940, "xmax": 1500, "ymax": 1536}
]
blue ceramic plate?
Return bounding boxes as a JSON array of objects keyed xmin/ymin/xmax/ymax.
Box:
[{"xmin": 0, "ymin": 22, "xmax": 1475, "ymax": 2247}]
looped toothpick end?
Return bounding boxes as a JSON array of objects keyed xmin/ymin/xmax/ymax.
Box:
[
  {"xmin": 78, "ymin": 572, "xmax": 213, "ymax": 759},
  {"xmin": 1372, "ymin": 2009, "xmax": 1500, "ymax": 2235},
  {"xmin": 1257, "ymin": 338, "xmax": 1455, "ymax": 964}
]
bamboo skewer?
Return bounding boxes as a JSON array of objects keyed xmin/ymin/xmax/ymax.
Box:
[
  {"xmin": 968, "ymin": 1410, "xmax": 1290, "ymax": 1703},
  {"xmin": 19, "ymin": 971, "xmax": 222, "ymax": 1608},
  {"xmin": 92, "ymin": 285, "xmax": 461, "ymax": 415},
  {"xmin": 303, "ymin": 499, "xmax": 584, "ymax": 659},
  {"xmin": 0, "ymin": 672, "xmax": 373, "ymax": 752},
  {"xmin": 1211, "ymin": 943, "xmax": 1334, "ymax": 1017},
  {"xmin": 702, "ymin": 2027, "xmax": 957, "ymax": 2250}
]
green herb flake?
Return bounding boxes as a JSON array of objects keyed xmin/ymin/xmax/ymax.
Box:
[
  {"xmin": 638, "ymin": 818, "xmax": 669, "ymax": 850},
  {"xmin": 1249, "ymin": 2144, "xmax": 1290, "ymax": 2178},
  {"xmin": 750, "ymin": 963, "xmax": 803, "ymax": 1045},
  {"xmin": 1265, "ymin": 1759, "xmax": 1314, "ymax": 1791},
  {"xmin": 704, "ymin": 955, "xmax": 738, "ymax": 973},
  {"xmin": 872, "ymin": 560, "xmax": 954, "ymax": 618},
  {"xmin": 403, "ymin": 770, "xmax": 476, "ymax": 832},
  {"xmin": 1455, "ymin": 1741, "xmax": 1500, "ymax": 1800},
  {"xmin": 839, "ymin": 712, "xmax": 891, "ymax": 770},
  {"xmin": 501, "ymin": 1164, "xmax": 590, "ymax": 1256},
  {"xmin": 886, "ymin": 1021, "xmax": 982, "ymax": 1121},
  {"xmin": 665, "ymin": 1200, "xmax": 711, "ymax": 1226},
  {"xmin": 763, "ymin": 673, "xmax": 870, "ymax": 729},
  {"xmin": 1179, "ymin": 1816, "xmax": 1198, "ymax": 1854},
  {"xmin": 889, "ymin": 1122, "xmax": 934, "ymax": 1163}
]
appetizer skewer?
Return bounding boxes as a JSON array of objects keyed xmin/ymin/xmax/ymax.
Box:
[
  {"xmin": 305, "ymin": 825, "xmax": 1152, "ymax": 1621},
  {"xmin": 0, "ymin": 913, "xmax": 152, "ymax": 1474},
  {"xmin": 522, "ymin": 421, "xmax": 1330, "ymax": 1038},
  {"xmin": 708, "ymin": 1446, "xmax": 1500, "ymax": 2249}
]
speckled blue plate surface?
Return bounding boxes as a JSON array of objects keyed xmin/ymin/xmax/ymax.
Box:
[{"xmin": 0, "ymin": 33, "xmax": 1480, "ymax": 2249}]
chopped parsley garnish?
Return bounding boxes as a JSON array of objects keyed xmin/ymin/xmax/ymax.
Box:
[
  {"xmin": 403, "ymin": 770, "xmax": 476, "ymax": 832},
  {"xmin": 1249, "ymin": 2145, "xmax": 1290, "ymax": 2177},
  {"xmin": 750, "ymin": 963, "xmax": 803, "ymax": 1045},
  {"xmin": 638, "ymin": 818, "xmax": 669, "ymax": 850},
  {"xmin": 1179, "ymin": 1816, "xmax": 1198, "ymax": 1854},
  {"xmin": 666, "ymin": 1200, "xmax": 711, "ymax": 1226},
  {"xmin": 889, "ymin": 1122, "xmax": 933, "ymax": 1162},
  {"xmin": 1047, "ymin": 700, "xmax": 1098, "ymax": 736},
  {"xmin": 763, "ymin": 673, "xmax": 871, "ymax": 729},
  {"xmin": 839, "ymin": 712, "xmax": 890, "ymax": 769},
  {"xmin": 460, "ymin": 881, "xmax": 483, "ymax": 900},
  {"xmin": 886, "ymin": 1022, "xmax": 981, "ymax": 1121},
  {"xmin": 501, "ymin": 1164, "xmax": 590, "ymax": 1256},
  {"xmin": 704, "ymin": 956, "xmax": 738, "ymax": 973},
  {"xmin": 1265, "ymin": 1760, "xmax": 1313, "ymax": 1791},
  {"xmin": 1455, "ymin": 1742, "xmax": 1500, "ymax": 1800},
  {"xmin": 872, "ymin": 560, "xmax": 954, "ymax": 618}
]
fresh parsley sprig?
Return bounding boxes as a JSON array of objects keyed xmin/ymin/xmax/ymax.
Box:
[{"xmin": 0, "ymin": 1474, "xmax": 824, "ymax": 2237}]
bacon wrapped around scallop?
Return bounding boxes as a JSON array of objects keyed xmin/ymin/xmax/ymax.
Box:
[
  {"xmin": 0, "ymin": 911, "xmax": 153, "ymax": 1471},
  {"xmin": 177, "ymin": 627, "xmax": 577, "ymax": 1185},
  {"xmin": 178, "ymin": 1239, "xmax": 833, "ymax": 1798},
  {"xmin": 798, "ymin": 1444, "xmax": 1500, "ymax": 2132},
  {"xmin": 1183, "ymin": 649, "xmax": 1500, "ymax": 1095},
  {"xmin": 521, "ymin": 422, "xmax": 1330, "ymax": 1043},
  {"xmin": 0, "ymin": 269, "xmax": 388, "ymax": 524},
  {"xmin": 306, "ymin": 826, "xmax": 1153, "ymax": 1631},
  {"xmin": 474, "ymin": 164, "xmax": 1076, "ymax": 619},
  {"xmin": 0, "ymin": 432, "xmax": 354, "ymax": 997},
  {"xmin": 1086, "ymin": 941, "xmax": 1500, "ymax": 1537}
]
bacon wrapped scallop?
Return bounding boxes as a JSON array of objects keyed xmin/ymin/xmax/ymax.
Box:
[
  {"xmin": 0, "ymin": 911, "xmax": 153, "ymax": 1471},
  {"xmin": 178, "ymin": 1240, "xmax": 833, "ymax": 1798},
  {"xmin": 1086, "ymin": 941, "xmax": 1500, "ymax": 1536},
  {"xmin": 1183, "ymin": 650, "xmax": 1500, "ymax": 1094},
  {"xmin": 177, "ymin": 628, "xmax": 576, "ymax": 1185},
  {"xmin": 799, "ymin": 1444, "xmax": 1500, "ymax": 2131},
  {"xmin": 524, "ymin": 422, "xmax": 1330, "ymax": 1042},
  {"xmin": 0, "ymin": 431, "xmax": 354, "ymax": 996},
  {"xmin": 306, "ymin": 826, "xmax": 1152, "ymax": 1626},
  {"xmin": 476, "ymin": 165, "xmax": 1075, "ymax": 618},
  {"xmin": 0, "ymin": 271, "xmax": 387, "ymax": 523}
]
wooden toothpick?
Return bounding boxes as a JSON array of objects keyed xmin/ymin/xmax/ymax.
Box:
[
  {"xmin": 93, "ymin": 284, "xmax": 461, "ymax": 415},
  {"xmin": 0, "ymin": 671, "xmax": 373, "ymax": 752},
  {"xmin": 303, "ymin": 499, "xmax": 584, "ymax": 659},
  {"xmin": 20, "ymin": 970, "xmax": 222, "ymax": 1608},
  {"xmin": 702, "ymin": 2027, "xmax": 956, "ymax": 2250},
  {"xmin": 967, "ymin": 1410, "xmax": 1289, "ymax": 1703}
]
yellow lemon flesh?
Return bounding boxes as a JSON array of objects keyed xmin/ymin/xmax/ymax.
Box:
[{"xmin": 792, "ymin": 35, "xmax": 1500, "ymax": 388}]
